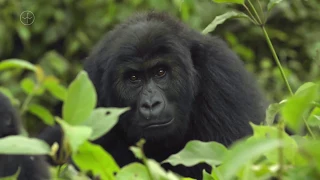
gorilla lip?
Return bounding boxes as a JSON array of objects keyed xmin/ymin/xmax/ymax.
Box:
[{"xmin": 143, "ymin": 118, "xmax": 174, "ymax": 129}]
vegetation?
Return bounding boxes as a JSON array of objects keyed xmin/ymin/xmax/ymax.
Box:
[{"xmin": 0, "ymin": 0, "xmax": 319, "ymax": 179}]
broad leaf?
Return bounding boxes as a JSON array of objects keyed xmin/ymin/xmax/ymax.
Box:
[
  {"xmin": 63, "ymin": 71, "xmax": 97, "ymax": 125},
  {"xmin": 0, "ymin": 136, "xmax": 50, "ymax": 155},
  {"xmin": 164, "ymin": 140, "xmax": 228, "ymax": 167},
  {"xmin": 250, "ymin": 124, "xmax": 297, "ymax": 164},
  {"xmin": 146, "ymin": 159, "xmax": 180, "ymax": 180},
  {"xmin": 281, "ymin": 83, "xmax": 319, "ymax": 133},
  {"xmin": 218, "ymin": 138, "xmax": 282, "ymax": 180},
  {"xmin": 56, "ymin": 118, "xmax": 92, "ymax": 152},
  {"xmin": 28, "ymin": 104, "xmax": 55, "ymax": 126},
  {"xmin": 82, "ymin": 107, "xmax": 129, "ymax": 140},
  {"xmin": 43, "ymin": 76, "xmax": 67, "ymax": 101},
  {"xmin": 265, "ymin": 103, "xmax": 281, "ymax": 125},
  {"xmin": 73, "ymin": 141, "xmax": 119, "ymax": 180},
  {"xmin": 203, "ymin": 170, "xmax": 215, "ymax": 180},
  {"xmin": 203, "ymin": 11, "xmax": 250, "ymax": 34},
  {"xmin": 116, "ymin": 163, "xmax": 150, "ymax": 180},
  {"xmin": 295, "ymin": 82, "xmax": 316, "ymax": 95},
  {"xmin": 20, "ymin": 78, "xmax": 35, "ymax": 95},
  {"xmin": 307, "ymin": 107, "xmax": 320, "ymax": 127}
]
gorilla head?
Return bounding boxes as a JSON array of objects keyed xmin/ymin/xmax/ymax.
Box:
[{"xmin": 86, "ymin": 15, "xmax": 202, "ymax": 142}]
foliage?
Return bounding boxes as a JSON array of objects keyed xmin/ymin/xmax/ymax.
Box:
[{"xmin": 0, "ymin": 0, "xmax": 320, "ymax": 180}]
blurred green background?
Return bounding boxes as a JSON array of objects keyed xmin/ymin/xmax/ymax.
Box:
[{"xmin": 0, "ymin": 0, "xmax": 319, "ymax": 133}]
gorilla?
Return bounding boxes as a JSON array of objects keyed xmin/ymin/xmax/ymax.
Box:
[
  {"xmin": 0, "ymin": 93, "xmax": 50, "ymax": 180},
  {"xmin": 82, "ymin": 12, "xmax": 267, "ymax": 178},
  {"xmin": 41, "ymin": 12, "xmax": 267, "ymax": 179}
]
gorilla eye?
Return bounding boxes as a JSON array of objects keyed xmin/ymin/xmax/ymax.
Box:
[
  {"xmin": 155, "ymin": 68, "xmax": 166, "ymax": 78},
  {"xmin": 129, "ymin": 74, "xmax": 140, "ymax": 82}
]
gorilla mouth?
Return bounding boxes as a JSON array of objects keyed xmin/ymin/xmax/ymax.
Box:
[{"xmin": 143, "ymin": 118, "xmax": 174, "ymax": 129}]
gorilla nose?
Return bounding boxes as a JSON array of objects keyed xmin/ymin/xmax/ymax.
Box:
[{"xmin": 140, "ymin": 100, "xmax": 164, "ymax": 119}]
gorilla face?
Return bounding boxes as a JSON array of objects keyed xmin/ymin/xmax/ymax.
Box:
[{"xmin": 96, "ymin": 22, "xmax": 198, "ymax": 141}]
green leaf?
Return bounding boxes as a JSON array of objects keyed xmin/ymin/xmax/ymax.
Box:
[
  {"xmin": 0, "ymin": 136, "xmax": 50, "ymax": 155},
  {"xmin": 39, "ymin": 51, "xmax": 69, "ymax": 76},
  {"xmin": 164, "ymin": 140, "xmax": 228, "ymax": 167},
  {"xmin": 202, "ymin": 11, "xmax": 250, "ymax": 34},
  {"xmin": 82, "ymin": 107, "xmax": 129, "ymax": 140},
  {"xmin": 0, "ymin": 59, "xmax": 36, "ymax": 71},
  {"xmin": 129, "ymin": 139, "xmax": 146, "ymax": 160},
  {"xmin": 28, "ymin": 104, "xmax": 55, "ymax": 126},
  {"xmin": 203, "ymin": 170, "xmax": 215, "ymax": 180},
  {"xmin": 307, "ymin": 107, "xmax": 320, "ymax": 127},
  {"xmin": 72, "ymin": 141, "xmax": 119, "ymax": 180},
  {"xmin": 267, "ymin": 0, "xmax": 283, "ymax": 11},
  {"xmin": 43, "ymin": 77, "xmax": 67, "ymax": 101},
  {"xmin": 218, "ymin": 138, "xmax": 282, "ymax": 180},
  {"xmin": 20, "ymin": 77, "xmax": 45, "ymax": 95},
  {"xmin": 146, "ymin": 159, "xmax": 180, "ymax": 180},
  {"xmin": 63, "ymin": 71, "xmax": 97, "ymax": 125},
  {"xmin": 129, "ymin": 146, "xmax": 144, "ymax": 160},
  {"xmin": 250, "ymin": 124, "xmax": 298, "ymax": 164},
  {"xmin": 296, "ymin": 139, "xmax": 320, "ymax": 168},
  {"xmin": 281, "ymin": 83, "xmax": 319, "ymax": 133},
  {"xmin": 265, "ymin": 103, "xmax": 281, "ymax": 125},
  {"xmin": 295, "ymin": 82, "xmax": 317, "ymax": 95},
  {"xmin": 20, "ymin": 78, "xmax": 35, "ymax": 95},
  {"xmin": 212, "ymin": 0, "xmax": 244, "ymax": 4},
  {"xmin": 56, "ymin": 118, "xmax": 92, "ymax": 152},
  {"xmin": 116, "ymin": 163, "xmax": 150, "ymax": 180}
]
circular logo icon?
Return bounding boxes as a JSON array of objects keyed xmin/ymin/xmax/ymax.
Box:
[{"xmin": 20, "ymin": 11, "xmax": 35, "ymax": 25}]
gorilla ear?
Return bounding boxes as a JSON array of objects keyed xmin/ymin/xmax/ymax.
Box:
[{"xmin": 189, "ymin": 39, "xmax": 207, "ymax": 67}]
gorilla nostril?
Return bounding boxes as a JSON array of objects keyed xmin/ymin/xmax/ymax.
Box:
[
  {"xmin": 152, "ymin": 101, "xmax": 161, "ymax": 108},
  {"xmin": 142, "ymin": 103, "xmax": 151, "ymax": 109}
]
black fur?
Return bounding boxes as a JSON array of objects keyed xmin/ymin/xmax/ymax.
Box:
[
  {"xmin": 83, "ymin": 12, "xmax": 267, "ymax": 179},
  {"xmin": 0, "ymin": 93, "xmax": 50, "ymax": 180}
]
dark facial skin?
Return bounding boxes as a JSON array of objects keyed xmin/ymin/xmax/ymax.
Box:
[
  {"xmin": 128, "ymin": 65, "xmax": 173, "ymax": 127},
  {"xmin": 112, "ymin": 55, "xmax": 195, "ymax": 141}
]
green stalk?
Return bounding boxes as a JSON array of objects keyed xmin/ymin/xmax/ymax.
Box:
[
  {"xmin": 20, "ymin": 90, "xmax": 35, "ymax": 115},
  {"xmin": 248, "ymin": 0, "xmax": 263, "ymax": 24},
  {"xmin": 243, "ymin": 4, "xmax": 259, "ymax": 25},
  {"xmin": 261, "ymin": 26, "xmax": 293, "ymax": 95},
  {"xmin": 256, "ymin": 0, "xmax": 265, "ymax": 23}
]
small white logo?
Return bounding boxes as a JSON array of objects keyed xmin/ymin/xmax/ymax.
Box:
[{"xmin": 20, "ymin": 11, "xmax": 35, "ymax": 25}]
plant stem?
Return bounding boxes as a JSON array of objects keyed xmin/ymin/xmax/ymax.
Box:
[
  {"xmin": 303, "ymin": 117, "xmax": 315, "ymax": 138},
  {"xmin": 261, "ymin": 26, "xmax": 293, "ymax": 95},
  {"xmin": 256, "ymin": 0, "xmax": 265, "ymax": 23},
  {"xmin": 20, "ymin": 90, "xmax": 35, "ymax": 115},
  {"xmin": 243, "ymin": 4, "xmax": 259, "ymax": 25},
  {"xmin": 248, "ymin": 0, "xmax": 263, "ymax": 24}
]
